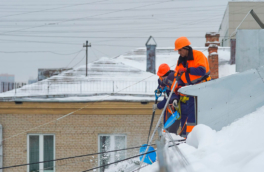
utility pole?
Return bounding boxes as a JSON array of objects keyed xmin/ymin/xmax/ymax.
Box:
[{"xmin": 83, "ymin": 40, "xmax": 91, "ymax": 77}]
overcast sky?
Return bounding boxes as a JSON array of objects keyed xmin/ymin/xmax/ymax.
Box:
[{"xmin": 0, "ymin": 0, "xmax": 232, "ymax": 82}]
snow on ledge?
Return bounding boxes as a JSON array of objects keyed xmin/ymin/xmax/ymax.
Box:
[
  {"xmin": 12, "ymin": 94, "xmax": 157, "ymax": 102},
  {"xmin": 209, "ymin": 44, "xmax": 219, "ymax": 48},
  {"xmin": 206, "ymin": 41, "xmax": 220, "ymax": 43},
  {"xmin": 209, "ymin": 52, "xmax": 218, "ymax": 56}
]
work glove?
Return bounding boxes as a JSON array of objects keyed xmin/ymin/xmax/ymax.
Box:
[
  {"xmin": 153, "ymin": 104, "xmax": 158, "ymax": 111},
  {"xmin": 154, "ymin": 88, "xmax": 161, "ymax": 94},
  {"xmin": 172, "ymin": 99, "xmax": 178, "ymax": 108},
  {"xmin": 178, "ymin": 68, "xmax": 187, "ymax": 74}
]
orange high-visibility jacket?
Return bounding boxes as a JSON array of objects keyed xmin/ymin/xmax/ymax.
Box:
[{"xmin": 175, "ymin": 49, "xmax": 211, "ymax": 85}]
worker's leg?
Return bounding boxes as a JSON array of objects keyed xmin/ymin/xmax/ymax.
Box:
[{"xmin": 186, "ymin": 96, "xmax": 196, "ymax": 136}]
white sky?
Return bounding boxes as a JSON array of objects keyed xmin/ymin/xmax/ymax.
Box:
[{"xmin": 0, "ymin": 0, "xmax": 231, "ymax": 82}]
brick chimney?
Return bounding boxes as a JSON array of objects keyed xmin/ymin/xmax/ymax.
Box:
[
  {"xmin": 208, "ymin": 44, "xmax": 219, "ymax": 79},
  {"xmin": 205, "ymin": 32, "xmax": 220, "ymax": 47}
]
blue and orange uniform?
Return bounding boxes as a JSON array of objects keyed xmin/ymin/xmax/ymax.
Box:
[
  {"xmin": 155, "ymin": 64, "xmax": 180, "ymax": 134},
  {"xmin": 174, "ymin": 37, "xmax": 211, "ymax": 137},
  {"xmin": 157, "ymin": 74, "xmax": 180, "ymax": 134}
]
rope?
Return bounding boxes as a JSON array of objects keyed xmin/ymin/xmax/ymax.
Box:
[
  {"xmin": 137, "ymin": 73, "xmax": 183, "ymax": 172},
  {"xmin": 179, "ymin": 118, "xmax": 188, "ymax": 136},
  {"xmin": 146, "ymin": 99, "xmax": 157, "ymax": 145},
  {"xmin": 131, "ymin": 141, "xmax": 186, "ymax": 172},
  {"xmin": 83, "ymin": 150, "xmax": 156, "ymax": 172},
  {"xmin": 0, "ymin": 140, "xmax": 186, "ymax": 170},
  {"xmin": 0, "ymin": 143, "xmax": 155, "ymax": 170},
  {"xmin": 83, "ymin": 141, "xmax": 185, "ymax": 172},
  {"xmin": 131, "ymin": 164, "xmax": 149, "ymax": 172}
]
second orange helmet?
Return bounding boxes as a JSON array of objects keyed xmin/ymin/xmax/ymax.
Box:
[{"xmin": 157, "ymin": 63, "xmax": 170, "ymax": 77}]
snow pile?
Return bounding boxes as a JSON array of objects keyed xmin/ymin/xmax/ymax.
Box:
[
  {"xmin": 186, "ymin": 124, "xmax": 216, "ymax": 149},
  {"xmin": 139, "ymin": 105, "xmax": 264, "ymax": 172}
]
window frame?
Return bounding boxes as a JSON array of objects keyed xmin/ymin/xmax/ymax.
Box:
[
  {"xmin": 27, "ymin": 134, "xmax": 56, "ymax": 172},
  {"xmin": 97, "ymin": 134, "xmax": 127, "ymax": 171}
]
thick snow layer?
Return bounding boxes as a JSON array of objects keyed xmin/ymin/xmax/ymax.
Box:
[
  {"xmin": 219, "ymin": 64, "xmax": 236, "ymax": 78},
  {"xmin": 20, "ymin": 95, "xmax": 155, "ymax": 102},
  {"xmin": 186, "ymin": 124, "xmax": 216, "ymax": 149},
  {"xmin": 138, "ymin": 105, "xmax": 264, "ymax": 172},
  {"xmin": 0, "ymin": 47, "xmax": 235, "ymax": 100}
]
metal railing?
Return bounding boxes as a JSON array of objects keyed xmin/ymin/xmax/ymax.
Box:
[{"xmin": 0, "ymin": 80, "xmax": 157, "ymax": 97}]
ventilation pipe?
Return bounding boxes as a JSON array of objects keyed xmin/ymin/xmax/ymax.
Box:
[{"xmin": 145, "ymin": 36, "xmax": 157, "ymax": 74}]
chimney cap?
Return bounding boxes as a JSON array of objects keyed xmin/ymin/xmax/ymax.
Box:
[
  {"xmin": 205, "ymin": 32, "xmax": 220, "ymax": 37},
  {"xmin": 145, "ymin": 36, "xmax": 157, "ymax": 46}
]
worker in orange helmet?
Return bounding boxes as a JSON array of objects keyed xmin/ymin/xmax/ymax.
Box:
[
  {"xmin": 173, "ymin": 37, "xmax": 211, "ymax": 138},
  {"xmin": 153, "ymin": 63, "xmax": 180, "ymax": 134}
]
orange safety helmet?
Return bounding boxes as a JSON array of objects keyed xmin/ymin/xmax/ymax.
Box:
[
  {"xmin": 174, "ymin": 37, "xmax": 191, "ymax": 51},
  {"xmin": 157, "ymin": 63, "xmax": 170, "ymax": 76}
]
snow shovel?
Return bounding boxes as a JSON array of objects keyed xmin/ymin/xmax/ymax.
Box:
[
  {"xmin": 164, "ymin": 110, "xmax": 180, "ymax": 129},
  {"xmin": 139, "ymin": 144, "xmax": 156, "ymax": 164},
  {"xmin": 146, "ymin": 87, "xmax": 167, "ymax": 144}
]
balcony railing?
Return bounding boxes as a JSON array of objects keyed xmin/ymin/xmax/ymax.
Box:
[{"xmin": 0, "ymin": 80, "xmax": 157, "ymax": 97}]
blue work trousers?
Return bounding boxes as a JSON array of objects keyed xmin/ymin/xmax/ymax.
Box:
[{"xmin": 180, "ymin": 96, "xmax": 195, "ymax": 136}]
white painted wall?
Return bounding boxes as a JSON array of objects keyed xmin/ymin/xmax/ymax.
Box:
[
  {"xmin": 218, "ymin": 1, "xmax": 264, "ymax": 46},
  {"xmin": 236, "ymin": 29, "xmax": 264, "ymax": 73}
]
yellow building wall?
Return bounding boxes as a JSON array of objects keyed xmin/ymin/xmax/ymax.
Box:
[{"xmin": 0, "ymin": 101, "xmax": 162, "ymax": 172}]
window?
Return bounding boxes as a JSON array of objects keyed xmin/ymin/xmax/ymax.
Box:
[
  {"xmin": 98, "ymin": 134, "xmax": 126, "ymax": 172},
  {"xmin": 27, "ymin": 134, "xmax": 55, "ymax": 172}
]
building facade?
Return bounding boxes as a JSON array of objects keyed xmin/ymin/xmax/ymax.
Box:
[
  {"xmin": 0, "ymin": 101, "xmax": 161, "ymax": 172},
  {"xmin": 0, "ymin": 74, "xmax": 14, "ymax": 83},
  {"xmin": 219, "ymin": 1, "xmax": 264, "ymax": 46},
  {"xmin": 0, "ymin": 74, "xmax": 15, "ymax": 93}
]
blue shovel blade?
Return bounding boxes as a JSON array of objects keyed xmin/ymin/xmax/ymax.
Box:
[
  {"xmin": 139, "ymin": 144, "xmax": 156, "ymax": 164},
  {"xmin": 164, "ymin": 110, "xmax": 179, "ymax": 129}
]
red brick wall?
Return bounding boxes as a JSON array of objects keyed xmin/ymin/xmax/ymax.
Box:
[
  {"xmin": 208, "ymin": 45, "xmax": 219, "ymax": 79},
  {"xmin": 206, "ymin": 32, "xmax": 220, "ymax": 79},
  {"xmin": 208, "ymin": 53, "xmax": 219, "ymax": 79}
]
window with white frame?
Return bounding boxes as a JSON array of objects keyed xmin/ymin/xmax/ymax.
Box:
[
  {"xmin": 27, "ymin": 134, "xmax": 55, "ymax": 172},
  {"xmin": 98, "ymin": 134, "xmax": 126, "ymax": 172}
]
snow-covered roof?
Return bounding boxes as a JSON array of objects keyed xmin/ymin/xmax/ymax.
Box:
[
  {"xmin": 0, "ymin": 47, "xmax": 235, "ymax": 101},
  {"xmin": 46, "ymin": 57, "xmax": 155, "ymax": 82},
  {"xmin": 135, "ymin": 104, "xmax": 264, "ymax": 172}
]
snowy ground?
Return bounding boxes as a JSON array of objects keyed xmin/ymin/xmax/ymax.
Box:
[{"xmin": 135, "ymin": 105, "xmax": 264, "ymax": 172}]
